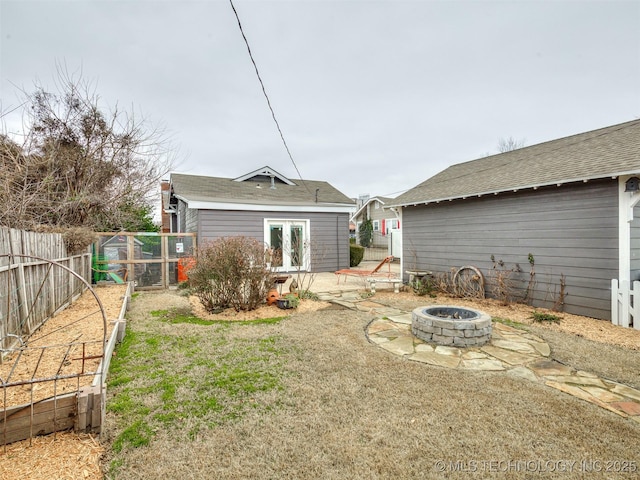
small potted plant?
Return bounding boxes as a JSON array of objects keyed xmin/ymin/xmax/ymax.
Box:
[{"xmin": 276, "ymin": 293, "xmax": 300, "ymax": 309}]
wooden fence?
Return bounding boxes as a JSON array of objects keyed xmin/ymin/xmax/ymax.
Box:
[
  {"xmin": 0, "ymin": 227, "xmax": 92, "ymax": 352},
  {"xmin": 611, "ymin": 279, "xmax": 640, "ymax": 329}
]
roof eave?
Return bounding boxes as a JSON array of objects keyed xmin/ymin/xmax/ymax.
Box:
[
  {"xmin": 175, "ymin": 196, "xmax": 353, "ymax": 213},
  {"xmin": 389, "ymin": 170, "xmax": 639, "ymax": 208}
]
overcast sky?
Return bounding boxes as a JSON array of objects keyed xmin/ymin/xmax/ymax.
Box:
[{"xmin": 1, "ymin": 0, "xmax": 639, "ymax": 203}]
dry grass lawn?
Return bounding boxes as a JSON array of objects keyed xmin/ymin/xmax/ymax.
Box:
[{"xmin": 102, "ymin": 290, "xmax": 640, "ymax": 479}]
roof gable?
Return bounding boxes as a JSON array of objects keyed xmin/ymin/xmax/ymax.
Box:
[
  {"xmin": 233, "ymin": 166, "xmax": 295, "ymax": 186},
  {"xmin": 393, "ymin": 119, "xmax": 640, "ymax": 207}
]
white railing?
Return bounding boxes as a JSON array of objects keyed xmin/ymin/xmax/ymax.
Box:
[{"xmin": 611, "ymin": 279, "xmax": 640, "ymax": 329}]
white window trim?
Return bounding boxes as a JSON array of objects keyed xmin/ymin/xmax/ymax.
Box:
[{"xmin": 264, "ymin": 219, "xmax": 311, "ymax": 272}]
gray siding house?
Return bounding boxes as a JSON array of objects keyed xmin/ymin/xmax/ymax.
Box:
[
  {"xmin": 163, "ymin": 167, "xmax": 355, "ymax": 273},
  {"xmin": 391, "ymin": 120, "xmax": 640, "ymax": 322},
  {"xmin": 351, "ymin": 196, "xmax": 401, "ymax": 256}
]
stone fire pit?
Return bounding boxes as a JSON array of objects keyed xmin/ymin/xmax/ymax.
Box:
[{"xmin": 411, "ymin": 305, "xmax": 492, "ymax": 347}]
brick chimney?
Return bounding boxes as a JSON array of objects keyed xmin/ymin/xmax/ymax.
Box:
[{"xmin": 160, "ymin": 180, "xmax": 171, "ymax": 233}]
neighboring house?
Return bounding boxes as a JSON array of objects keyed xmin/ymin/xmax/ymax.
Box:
[
  {"xmin": 351, "ymin": 196, "xmax": 401, "ymax": 256},
  {"xmin": 390, "ymin": 119, "xmax": 640, "ymax": 323},
  {"xmin": 162, "ymin": 166, "xmax": 354, "ymax": 273}
]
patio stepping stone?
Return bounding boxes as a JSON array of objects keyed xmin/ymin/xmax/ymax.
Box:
[
  {"xmin": 414, "ymin": 343, "xmax": 434, "ymax": 353},
  {"xmin": 369, "ymin": 336, "xmax": 390, "ymax": 345},
  {"xmin": 543, "ymin": 375, "xmax": 607, "ymax": 388},
  {"xmin": 386, "ymin": 313, "xmax": 413, "ymax": 325},
  {"xmin": 528, "ymin": 359, "xmax": 573, "ymax": 377},
  {"xmin": 460, "ymin": 358, "xmax": 505, "ymax": 371},
  {"xmin": 368, "ymin": 319, "xmax": 397, "ymax": 334},
  {"xmin": 356, "ymin": 300, "xmax": 386, "ymax": 309},
  {"xmin": 331, "ymin": 300, "xmax": 357, "ymax": 310},
  {"xmin": 462, "ymin": 351, "xmax": 487, "ymax": 360},
  {"xmin": 480, "ymin": 345, "xmax": 537, "ymax": 366},
  {"xmin": 434, "ymin": 345, "xmax": 461, "ymax": 356},
  {"xmin": 580, "ymin": 386, "xmax": 626, "ymax": 403},
  {"xmin": 340, "ymin": 292, "xmax": 364, "ymax": 301},
  {"xmin": 379, "ymin": 336, "xmax": 415, "ymax": 356},
  {"xmin": 376, "ymin": 328, "xmax": 410, "ymax": 339},
  {"xmin": 506, "ymin": 366, "xmax": 539, "ymax": 382},
  {"xmin": 530, "ymin": 342, "xmax": 551, "ymax": 357},
  {"xmin": 493, "ymin": 322, "xmax": 523, "ymax": 333},
  {"xmin": 410, "ymin": 350, "xmax": 461, "ymax": 369},
  {"xmin": 611, "ymin": 383, "xmax": 640, "ymax": 402},
  {"xmin": 611, "ymin": 402, "xmax": 640, "ymax": 416},
  {"xmin": 491, "ymin": 339, "xmax": 537, "ymax": 354}
]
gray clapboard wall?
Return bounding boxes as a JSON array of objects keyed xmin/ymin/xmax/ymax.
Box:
[
  {"xmin": 402, "ymin": 179, "xmax": 618, "ymax": 320},
  {"xmin": 180, "ymin": 205, "xmax": 350, "ymax": 272}
]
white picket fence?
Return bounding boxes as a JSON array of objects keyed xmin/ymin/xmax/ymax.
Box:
[{"xmin": 611, "ymin": 279, "xmax": 640, "ymax": 329}]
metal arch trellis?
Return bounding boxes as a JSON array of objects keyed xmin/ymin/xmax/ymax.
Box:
[{"xmin": 0, "ymin": 253, "xmax": 108, "ymax": 448}]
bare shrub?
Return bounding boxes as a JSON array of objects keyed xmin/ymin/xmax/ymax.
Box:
[
  {"xmin": 551, "ymin": 273, "xmax": 568, "ymax": 312},
  {"xmin": 292, "ymin": 239, "xmax": 329, "ymax": 298},
  {"xmin": 188, "ymin": 237, "xmax": 273, "ymax": 312},
  {"xmin": 433, "ymin": 268, "xmax": 457, "ymax": 295},
  {"xmin": 489, "ymin": 255, "xmax": 522, "ymax": 305}
]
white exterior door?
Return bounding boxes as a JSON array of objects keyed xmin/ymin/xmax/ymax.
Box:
[{"xmin": 265, "ymin": 219, "xmax": 310, "ymax": 272}]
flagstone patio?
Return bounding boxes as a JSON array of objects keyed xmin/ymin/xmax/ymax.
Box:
[{"xmin": 316, "ymin": 291, "xmax": 640, "ymax": 423}]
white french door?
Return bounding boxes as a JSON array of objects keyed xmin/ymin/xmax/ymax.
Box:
[{"xmin": 265, "ymin": 219, "xmax": 309, "ymax": 272}]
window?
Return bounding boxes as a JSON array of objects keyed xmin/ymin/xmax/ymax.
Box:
[
  {"xmin": 265, "ymin": 219, "xmax": 310, "ymax": 272},
  {"xmin": 373, "ymin": 220, "xmax": 380, "ymax": 231}
]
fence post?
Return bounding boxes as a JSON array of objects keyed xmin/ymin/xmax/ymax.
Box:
[
  {"xmin": 16, "ymin": 263, "xmax": 29, "ymax": 333},
  {"xmin": 631, "ymin": 280, "xmax": 640, "ymax": 330},
  {"xmin": 620, "ymin": 280, "xmax": 630, "ymax": 328},
  {"xmin": 611, "ymin": 279, "xmax": 619, "ymax": 325},
  {"xmin": 162, "ymin": 235, "xmax": 169, "ymax": 288}
]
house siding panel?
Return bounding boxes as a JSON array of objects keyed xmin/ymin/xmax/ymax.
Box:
[
  {"xmin": 196, "ymin": 210, "xmax": 350, "ymax": 272},
  {"xmin": 185, "ymin": 208, "xmax": 198, "ymax": 234},
  {"xmin": 402, "ymin": 179, "xmax": 618, "ymax": 320},
  {"xmin": 177, "ymin": 200, "xmax": 188, "ymax": 233}
]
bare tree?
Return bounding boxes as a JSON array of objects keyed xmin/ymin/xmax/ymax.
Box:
[
  {"xmin": 497, "ymin": 136, "xmax": 525, "ymax": 153},
  {"xmin": 0, "ymin": 69, "xmax": 175, "ymax": 231}
]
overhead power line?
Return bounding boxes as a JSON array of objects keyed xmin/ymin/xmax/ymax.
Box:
[{"xmin": 228, "ymin": 0, "xmax": 311, "ymax": 193}]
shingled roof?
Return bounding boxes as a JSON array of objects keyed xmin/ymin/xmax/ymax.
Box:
[
  {"xmin": 170, "ymin": 166, "xmax": 354, "ymax": 210},
  {"xmin": 391, "ymin": 119, "xmax": 640, "ymax": 207}
]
